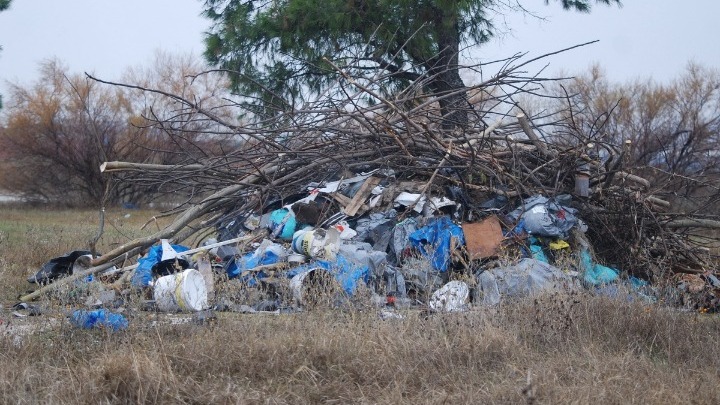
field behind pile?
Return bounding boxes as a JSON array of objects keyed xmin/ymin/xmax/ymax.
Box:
[{"xmin": 1, "ymin": 207, "xmax": 719, "ymax": 404}]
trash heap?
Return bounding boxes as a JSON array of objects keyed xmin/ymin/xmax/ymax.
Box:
[
  {"xmin": 16, "ymin": 64, "xmax": 720, "ymax": 321},
  {"xmin": 22, "ymin": 168, "xmax": 720, "ymax": 322}
]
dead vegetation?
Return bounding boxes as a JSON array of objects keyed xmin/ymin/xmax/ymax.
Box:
[{"xmin": 1, "ymin": 293, "xmax": 719, "ymax": 404}]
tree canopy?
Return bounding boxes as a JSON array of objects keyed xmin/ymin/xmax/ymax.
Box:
[{"xmin": 202, "ymin": 0, "xmax": 620, "ymax": 126}]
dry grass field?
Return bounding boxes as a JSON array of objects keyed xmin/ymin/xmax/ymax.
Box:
[{"xmin": 1, "ymin": 207, "xmax": 719, "ymax": 404}]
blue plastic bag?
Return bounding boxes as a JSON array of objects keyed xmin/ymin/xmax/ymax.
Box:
[
  {"xmin": 131, "ymin": 243, "xmax": 190, "ymax": 287},
  {"xmin": 70, "ymin": 309, "xmax": 128, "ymax": 331},
  {"xmin": 408, "ymin": 216, "xmax": 465, "ymax": 272},
  {"xmin": 580, "ymin": 249, "xmax": 619, "ymax": 285},
  {"xmin": 268, "ymin": 208, "xmax": 297, "ymax": 240},
  {"xmin": 226, "ymin": 249, "xmax": 282, "ymax": 280}
]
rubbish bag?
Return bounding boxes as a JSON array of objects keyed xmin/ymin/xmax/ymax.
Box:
[
  {"xmin": 70, "ymin": 309, "xmax": 128, "ymax": 331},
  {"xmin": 474, "ymin": 258, "xmax": 574, "ymax": 306},
  {"xmin": 131, "ymin": 242, "xmax": 190, "ymax": 287},
  {"xmin": 429, "ymin": 280, "xmax": 470, "ymax": 312},
  {"xmin": 509, "ymin": 195, "xmax": 579, "ymax": 239},
  {"xmin": 268, "ymin": 208, "xmax": 297, "ymax": 240},
  {"xmin": 409, "ymin": 216, "xmax": 465, "ymax": 272},
  {"xmin": 579, "ymin": 249, "xmax": 619, "ymax": 286},
  {"xmin": 225, "ymin": 239, "xmax": 287, "ymax": 281},
  {"xmin": 338, "ymin": 242, "xmax": 387, "ymax": 277},
  {"xmin": 390, "ymin": 218, "xmax": 418, "ymax": 265},
  {"xmin": 28, "ymin": 250, "xmax": 92, "ymax": 284}
]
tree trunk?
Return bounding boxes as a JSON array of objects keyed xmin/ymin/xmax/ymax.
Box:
[{"xmin": 427, "ymin": 8, "xmax": 468, "ymax": 131}]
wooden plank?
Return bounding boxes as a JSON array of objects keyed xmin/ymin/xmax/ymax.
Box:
[{"xmin": 343, "ymin": 176, "xmax": 382, "ymax": 216}]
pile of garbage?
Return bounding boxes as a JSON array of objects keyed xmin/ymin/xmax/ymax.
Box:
[
  {"xmin": 15, "ymin": 64, "xmax": 720, "ymax": 325},
  {"xmin": 19, "ymin": 168, "xmax": 720, "ymax": 328}
]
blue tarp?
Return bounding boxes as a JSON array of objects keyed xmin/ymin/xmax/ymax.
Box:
[{"xmin": 408, "ymin": 216, "xmax": 465, "ymax": 272}]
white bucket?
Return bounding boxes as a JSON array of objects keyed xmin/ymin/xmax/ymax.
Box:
[
  {"xmin": 153, "ymin": 269, "xmax": 208, "ymax": 312},
  {"xmin": 289, "ymin": 268, "xmax": 341, "ymax": 307}
]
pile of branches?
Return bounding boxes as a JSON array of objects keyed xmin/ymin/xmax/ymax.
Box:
[{"xmin": 39, "ymin": 48, "xmax": 719, "ymax": 298}]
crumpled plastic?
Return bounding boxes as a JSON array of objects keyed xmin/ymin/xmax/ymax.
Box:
[
  {"xmin": 429, "ymin": 280, "xmax": 470, "ymax": 312},
  {"xmin": 475, "ymin": 258, "xmax": 575, "ymax": 306},
  {"xmin": 287, "ymin": 254, "xmax": 370, "ymax": 295},
  {"xmin": 225, "ymin": 239, "xmax": 287, "ymax": 283},
  {"xmin": 579, "ymin": 249, "xmax": 619, "ymax": 286},
  {"xmin": 27, "ymin": 250, "xmax": 92, "ymax": 284},
  {"xmin": 409, "ymin": 216, "xmax": 465, "ymax": 272},
  {"xmin": 70, "ymin": 309, "xmax": 128, "ymax": 331},
  {"xmin": 509, "ymin": 195, "xmax": 579, "ymax": 239}
]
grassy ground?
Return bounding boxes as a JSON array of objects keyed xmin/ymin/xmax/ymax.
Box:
[{"xmin": 1, "ymin": 207, "xmax": 719, "ymax": 404}]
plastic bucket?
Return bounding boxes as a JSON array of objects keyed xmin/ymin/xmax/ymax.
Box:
[
  {"xmin": 153, "ymin": 269, "xmax": 208, "ymax": 312},
  {"xmin": 289, "ymin": 268, "xmax": 342, "ymax": 308}
]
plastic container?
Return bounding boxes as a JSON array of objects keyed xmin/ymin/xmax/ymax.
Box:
[
  {"xmin": 268, "ymin": 208, "xmax": 297, "ymax": 240},
  {"xmin": 70, "ymin": 309, "xmax": 128, "ymax": 331},
  {"xmin": 153, "ymin": 269, "xmax": 208, "ymax": 312},
  {"xmin": 289, "ymin": 268, "xmax": 341, "ymax": 307},
  {"xmin": 291, "ymin": 228, "xmax": 340, "ymax": 259}
]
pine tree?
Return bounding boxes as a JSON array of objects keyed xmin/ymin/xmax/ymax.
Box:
[{"xmin": 202, "ymin": 0, "xmax": 620, "ymax": 128}]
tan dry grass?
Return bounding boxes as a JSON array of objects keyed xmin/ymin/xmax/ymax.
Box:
[
  {"xmin": 1, "ymin": 208, "xmax": 719, "ymax": 404},
  {"xmin": 1, "ymin": 296, "xmax": 719, "ymax": 404}
]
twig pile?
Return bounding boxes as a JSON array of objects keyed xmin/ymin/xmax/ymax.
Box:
[{"xmin": 77, "ymin": 53, "xmax": 720, "ymax": 290}]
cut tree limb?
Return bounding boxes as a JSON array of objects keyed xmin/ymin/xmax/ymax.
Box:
[
  {"xmin": 665, "ymin": 218, "xmax": 720, "ymax": 229},
  {"xmin": 101, "ymin": 161, "xmax": 207, "ymax": 173},
  {"xmin": 516, "ymin": 113, "xmax": 556, "ymax": 159}
]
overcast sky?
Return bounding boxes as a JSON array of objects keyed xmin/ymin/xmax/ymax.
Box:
[{"xmin": 1, "ymin": 0, "xmax": 719, "ymax": 97}]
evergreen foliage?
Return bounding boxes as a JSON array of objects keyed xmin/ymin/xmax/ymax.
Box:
[{"xmin": 202, "ymin": 0, "xmax": 620, "ymax": 124}]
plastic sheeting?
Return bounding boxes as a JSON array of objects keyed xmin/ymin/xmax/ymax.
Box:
[
  {"xmin": 475, "ymin": 258, "xmax": 575, "ymax": 306},
  {"xmin": 509, "ymin": 195, "xmax": 579, "ymax": 239},
  {"xmin": 409, "ymin": 216, "xmax": 465, "ymax": 272}
]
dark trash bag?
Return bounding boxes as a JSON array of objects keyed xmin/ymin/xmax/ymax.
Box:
[{"xmin": 27, "ymin": 250, "xmax": 92, "ymax": 284}]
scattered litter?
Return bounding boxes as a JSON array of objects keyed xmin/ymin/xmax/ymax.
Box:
[
  {"xmin": 429, "ymin": 280, "xmax": 470, "ymax": 312},
  {"xmin": 70, "ymin": 309, "xmax": 128, "ymax": 331}
]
